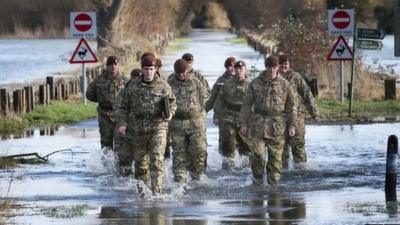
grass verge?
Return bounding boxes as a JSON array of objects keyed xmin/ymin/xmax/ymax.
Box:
[
  {"xmin": 0, "ymin": 98, "xmax": 97, "ymax": 135},
  {"xmin": 317, "ymin": 98, "xmax": 400, "ymax": 122},
  {"xmin": 165, "ymin": 37, "xmax": 190, "ymax": 52},
  {"xmin": 225, "ymin": 37, "xmax": 246, "ymax": 45}
]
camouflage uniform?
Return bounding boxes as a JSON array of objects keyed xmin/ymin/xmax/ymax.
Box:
[
  {"xmin": 188, "ymin": 68, "xmax": 210, "ymax": 169},
  {"xmin": 167, "ymin": 73, "xmax": 208, "ymax": 182},
  {"xmin": 115, "ymin": 76, "xmax": 176, "ymax": 194},
  {"xmin": 214, "ymin": 76, "xmax": 251, "ymax": 168},
  {"xmin": 281, "ymin": 69, "xmax": 319, "ymax": 168},
  {"xmin": 239, "ymin": 71, "xmax": 296, "ymax": 185},
  {"xmin": 86, "ymin": 70, "xmax": 127, "ymax": 148},
  {"xmin": 113, "ymin": 76, "xmax": 141, "ymax": 175},
  {"xmin": 205, "ymin": 71, "xmax": 231, "ymax": 114}
]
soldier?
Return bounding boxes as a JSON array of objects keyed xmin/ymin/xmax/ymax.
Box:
[
  {"xmin": 115, "ymin": 55, "xmax": 177, "ymax": 194},
  {"xmin": 86, "ymin": 55, "xmax": 127, "ymax": 149},
  {"xmin": 113, "ymin": 67, "xmax": 142, "ymax": 176},
  {"xmin": 168, "ymin": 59, "xmax": 207, "ymax": 183},
  {"xmin": 214, "ymin": 60, "xmax": 251, "ymax": 170},
  {"xmin": 182, "ymin": 53, "xmax": 211, "ymax": 95},
  {"xmin": 205, "ymin": 56, "xmax": 236, "ymax": 116},
  {"xmin": 278, "ymin": 54, "xmax": 320, "ymax": 169},
  {"xmin": 182, "ymin": 53, "xmax": 210, "ymax": 170},
  {"xmin": 239, "ymin": 55, "xmax": 296, "ymax": 185}
]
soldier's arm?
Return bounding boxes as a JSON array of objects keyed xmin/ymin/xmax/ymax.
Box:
[
  {"xmin": 239, "ymin": 83, "xmax": 254, "ymax": 128},
  {"xmin": 167, "ymin": 85, "xmax": 177, "ymax": 117},
  {"xmin": 297, "ymin": 75, "xmax": 320, "ymax": 118},
  {"xmin": 86, "ymin": 79, "xmax": 98, "ymax": 102},
  {"xmin": 114, "ymin": 88, "xmax": 129, "ymax": 128},
  {"xmin": 285, "ymin": 85, "xmax": 297, "ymax": 128},
  {"xmin": 205, "ymin": 81, "xmax": 222, "ymax": 112},
  {"xmin": 213, "ymin": 85, "xmax": 225, "ymax": 118}
]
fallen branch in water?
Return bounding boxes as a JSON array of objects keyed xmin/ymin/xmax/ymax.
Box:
[{"xmin": 1, "ymin": 149, "xmax": 73, "ymax": 162}]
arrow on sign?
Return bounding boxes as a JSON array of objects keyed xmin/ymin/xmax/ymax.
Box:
[
  {"xmin": 356, "ymin": 40, "xmax": 383, "ymax": 50},
  {"xmin": 357, "ymin": 28, "xmax": 385, "ymax": 40}
]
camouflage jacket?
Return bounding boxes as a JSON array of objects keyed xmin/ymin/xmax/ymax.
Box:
[
  {"xmin": 115, "ymin": 76, "xmax": 177, "ymax": 135},
  {"xmin": 167, "ymin": 73, "xmax": 207, "ymax": 135},
  {"xmin": 188, "ymin": 69, "xmax": 211, "ymax": 97},
  {"xmin": 281, "ymin": 69, "xmax": 319, "ymax": 118},
  {"xmin": 239, "ymin": 72, "xmax": 296, "ymax": 138},
  {"xmin": 214, "ymin": 76, "xmax": 250, "ymax": 126},
  {"xmin": 205, "ymin": 71, "xmax": 232, "ymax": 113},
  {"xmin": 86, "ymin": 70, "xmax": 127, "ymax": 116}
]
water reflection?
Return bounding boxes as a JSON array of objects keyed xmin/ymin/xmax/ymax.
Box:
[{"xmin": 1, "ymin": 125, "xmax": 58, "ymax": 140}]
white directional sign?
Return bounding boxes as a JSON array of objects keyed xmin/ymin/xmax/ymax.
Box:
[
  {"xmin": 327, "ymin": 35, "xmax": 353, "ymax": 61},
  {"xmin": 70, "ymin": 38, "xmax": 98, "ymax": 64},
  {"xmin": 70, "ymin": 12, "xmax": 97, "ymax": 39},
  {"xmin": 328, "ymin": 9, "xmax": 354, "ymax": 36}
]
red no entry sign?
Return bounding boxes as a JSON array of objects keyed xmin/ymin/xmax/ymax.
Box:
[
  {"xmin": 328, "ymin": 9, "xmax": 354, "ymax": 36},
  {"xmin": 74, "ymin": 13, "xmax": 92, "ymax": 32},
  {"xmin": 70, "ymin": 11, "xmax": 96, "ymax": 38},
  {"xmin": 332, "ymin": 11, "xmax": 350, "ymax": 29}
]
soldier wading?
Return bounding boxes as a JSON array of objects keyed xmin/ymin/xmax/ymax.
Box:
[
  {"xmin": 115, "ymin": 55, "xmax": 176, "ymax": 194},
  {"xmin": 168, "ymin": 59, "xmax": 208, "ymax": 183},
  {"xmin": 86, "ymin": 55, "xmax": 127, "ymax": 149},
  {"xmin": 278, "ymin": 54, "xmax": 320, "ymax": 169},
  {"xmin": 214, "ymin": 60, "xmax": 251, "ymax": 170},
  {"xmin": 239, "ymin": 55, "xmax": 296, "ymax": 185}
]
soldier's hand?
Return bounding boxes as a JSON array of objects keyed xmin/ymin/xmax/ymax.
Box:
[
  {"xmin": 165, "ymin": 113, "xmax": 173, "ymax": 122},
  {"xmin": 118, "ymin": 125, "xmax": 127, "ymax": 135},
  {"xmin": 213, "ymin": 118, "xmax": 219, "ymax": 126},
  {"xmin": 240, "ymin": 126, "xmax": 248, "ymax": 136},
  {"xmin": 288, "ymin": 126, "xmax": 296, "ymax": 137}
]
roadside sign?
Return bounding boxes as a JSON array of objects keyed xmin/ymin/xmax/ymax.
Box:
[
  {"xmin": 356, "ymin": 40, "xmax": 383, "ymax": 50},
  {"xmin": 328, "ymin": 9, "xmax": 354, "ymax": 36},
  {"xmin": 70, "ymin": 38, "xmax": 98, "ymax": 64},
  {"xmin": 327, "ymin": 35, "xmax": 353, "ymax": 61},
  {"xmin": 70, "ymin": 12, "xmax": 96, "ymax": 39},
  {"xmin": 357, "ymin": 28, "xmax": 385, "ymax": 40}
]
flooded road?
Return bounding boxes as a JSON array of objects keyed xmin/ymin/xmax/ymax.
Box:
[{"xmin": 1, "ymin": 30, "xmax": 399, "ymax": 224}]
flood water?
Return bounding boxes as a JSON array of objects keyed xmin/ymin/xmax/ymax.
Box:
[{"xmin": 1, "ymin": 30, "xmax": 399, "ymax": 224}]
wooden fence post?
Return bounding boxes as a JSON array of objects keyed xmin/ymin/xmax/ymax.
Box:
[
  {"xmin": 46, "ymin": 76, "xmax": 55, "ymax": 100},
  {"xmin": 0, "ymin": 89, "xmax": 9, "ymax": 116},
  {"xmin": 24, "ymin": 86, "xmax": 35, "ymax": 112},
  {"xmin": 385, "ymin": 79, "xmax": 396, "ymax": 100},
  {"xmin": 13, "ymin": 89, "xmax": 26, "ymax": 114}
]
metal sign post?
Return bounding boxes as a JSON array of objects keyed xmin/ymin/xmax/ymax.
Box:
[
  {"xmin": 349, "ymin": 22, "xmax": 357, "ymax": 117},
  {"xmin": 395, "ymin": 0, "xmax": 400, "ymax": 56},
  {"xmin": 82, "ymin": 63, "xmax": 87, "ymax": 105},
  {"xmin": 340, "ymin": 61, "xmax": 345, "ymax": 103}
]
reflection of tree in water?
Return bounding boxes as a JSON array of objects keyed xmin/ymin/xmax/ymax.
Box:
[
  {"xmin": 99, "ymin": 204, "xmax": 168, "ymax": 225},
  {"xmin": 173, "ymin": 219, "xmax": 207, "ymax": 225},
  {"xmin": 217, "ymin": 195, "xmax": 305, "ymax": 225}
]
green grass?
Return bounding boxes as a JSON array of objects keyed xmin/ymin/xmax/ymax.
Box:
[
  {"xmin": 42, "ymin": 205, "xmax": 88, "ymax": 219},
  {"xmin": 0, "ymin": 100, "xmax": 97, "ymax": 135},
  {"xmin": 225, "ymin": 37, "xmax": 246, "ymax": 45},
  {"xmin": 166, "ymin": 37, "xmax": 190, "ymax": 52},
  {"xmin": 317, "ymin": 98, "xmax": 400, "ymax": 121}
]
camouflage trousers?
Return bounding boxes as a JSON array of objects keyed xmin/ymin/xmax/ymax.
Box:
[
  {"xmin": 114, "ymin": 133, "xmax": 134, "ymax": 176},
  {"xmin": 250, "ymin": 135, "xmax": 285, "ymax": 185},
  {"xmin": 98, "ymin": 115, "xmax": 115, "ymax": 149},
  {"xmin": 132, "ymin": 129, "xmax": 167, "ymax": 194},
  {"xmin": 282, "ymin": 113, "xmax": 306, "ymax": 169},
  {"xmin": 219, "ymin": 121, "xmax": 251, "ymax": 168},
  {"xmin": 171, "ymin": 131, "xmax": 207, "ymax": 183}
]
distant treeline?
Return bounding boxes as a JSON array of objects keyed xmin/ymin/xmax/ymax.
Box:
[{"xmin": 0, "ymin": 0, "xmax": 95, "ymax": 37}]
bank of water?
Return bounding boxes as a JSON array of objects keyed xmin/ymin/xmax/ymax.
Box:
[{"xmin": 0, "ymin": 29, "xmax": 399, "ymax": 224}]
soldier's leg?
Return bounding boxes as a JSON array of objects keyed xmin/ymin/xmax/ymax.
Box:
[
  {"xmin": 250, "ymin": 137, "xmax": 266, "ymax": 183},
  {"xmin": 282, "ymin": 134, "xmax": 291, "ymax": 170},
  {"xmin": 291, "ymin": 114, "xmax": 307, "ymax": 164},
  {"xmin": 171, "ymin": 134, "xmax": 188, "ymax": 183},
  {"xmin": 149, "ymin": 129, "xmax": 167, "ymax": 194},
  {"xmin": 187, "ymin": 131, "xmax": 207, "ymax": 180},
  {"xmin": 265, "ymin": 136, "xmax": 285, "ymax": 185},
  {"xmin": 164, "ymin": 130, "xmax": 171, "ymax": 159},
  {"xmin": 114, "ymin": 134, "xmax": 133, "ymax": 176},
  {"xmin": 237, "ymin": 127, "xmax": 251, "ymax": 156},
  {"xmin": 98, "ymin": 115, "xmax": 115, "ymax": 149},
  {"xmin": 219, "ymin": 121, "xmax": 237, "ymax": 170},
  {"xmin": 132, "ymin": 134, "xmax": 150, "ymax": 183}
]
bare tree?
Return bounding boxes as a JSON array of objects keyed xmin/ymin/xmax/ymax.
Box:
[{"xmin": 95, "ymin": 0, "xmax": 124, "ymax": 48}]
